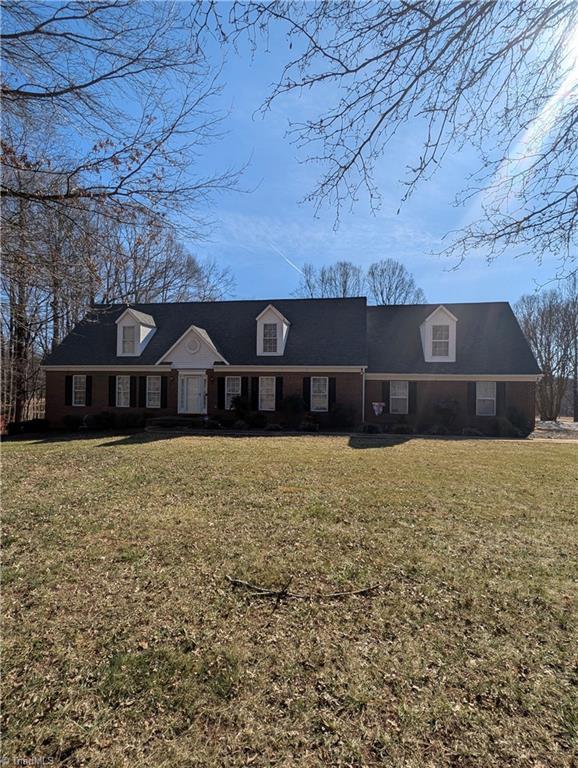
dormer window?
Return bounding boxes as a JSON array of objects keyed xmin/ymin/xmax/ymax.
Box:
[
  {"xmin": 256, "ymin": 304, "xmax": 291, "ymax": 356},
  {"xmin": 420, "ymin": 305, "xmax": 457, "ymax": 363},
  {"xmin": 122, "ymin": 325, "xmax": 136, "ymax": 355},
  {"xmin": 116, "ymin": 307, "xmax": 156, "ymax": 357},
  {"xmin": 432, "ymin": 325, "xmax": 449, "ymax": 357},
  {"xmin": 263, "ymin": 323, "xmax": 278, "ymax": 353}
]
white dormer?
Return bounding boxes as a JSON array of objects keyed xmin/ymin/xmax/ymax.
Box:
[
  {"xmin": 116, "ymin": 307, "xmax": 156, "ymax": 357},
  {"xmin": 256, "ymin": 304, "xmax": 291, "ymax": 356},
  {"xmin": 420, "ymin": 305, "xmax": 458, "ymax": 363}
]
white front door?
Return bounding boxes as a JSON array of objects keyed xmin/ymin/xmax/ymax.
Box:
[{"xmin": 178, "ymin": 374, "xmax": 207, "ymax": 414}]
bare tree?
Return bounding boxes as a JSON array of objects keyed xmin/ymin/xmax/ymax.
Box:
[
  {"xmin": 295, "ymin": 257, "xmax": 425, "ymax": 303},
  {"xmin": 367, "ymin": 259, "xmax": 426, "ymax": 305},
  {"xmin": 0, "ymin": 1, "xmax": 239, "ymax": 424},
  {"xmin": 226, "ymin": 1, "xmax": 578, "ymax": 269},
  {"xmin": 1, "ymin": 1, "xmax": 239, "ymax": 220},
  {"xmin": 295, "ymin": 261, "xmax": 365, "ymax": 298},
  {"xmin": 563, "ymin": 275, "xmax": 578, "ymax": 420},
  {"xmin": 515, "ymin": 289, "xmax": 575, "ymax": 421}
]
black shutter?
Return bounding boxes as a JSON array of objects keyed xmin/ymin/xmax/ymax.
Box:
[
  {"xmin": 328, "ymin": 377, "xmax": 336, "ymax": 409},
  {"xmin": 275, "ymin": 377, "xmax": 283, "ymax": 410},
  {"xmin": 303, "ymin": 377, "xmax": 311, "ymax": 410},
  {"xmin": 129, "ymin": 376, "xmax": 137, "ymax": 407},
  {"xmin": 496, "ymin": 381, "xmax": 506, "ymax": 416},
  {"xmin": 65, "ymin": 375, "xmax": 72, "ymax": 405},
  {"xmin": 467, "ymin": 382, "xmax": 476, "ymax": 414},
  {"xmin": 109, "ymin": 376, "xmax": 116, "ymax": 407},
  {"xmin": 241, "ymin": 377, "xmax": 249, "ymax": 400},
  {"xmin": 85, "ymin": 376, "xmax": 93, "ymax": 406},
  {"xmin": 217, "ymin": 378, "xmax": 225, "ymax": 409},
  {"xmin": 251, "ymin": 377, "xmax": 259, "ymax": 410},
  {"xmin": 138, "ymin": 376, "xmax": 147, "ymax": 407},
  {"xmin": 160, "ymin": 377, "xmax": 168, "ymax": 409},
  {"xmin": 381, "ymin": 381, "xmax": 390, "ymax": 414},
  {"xmin": 408, "ymin": 381, "xmax": 417, "ymax": 414}
]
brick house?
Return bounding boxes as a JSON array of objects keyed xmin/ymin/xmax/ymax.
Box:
[{"xmin": 43, "ymin": 298, "xmax": 541, "ymax": 435}]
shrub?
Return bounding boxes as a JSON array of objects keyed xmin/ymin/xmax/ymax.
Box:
[
  {"xmin": 392, "ymin": 423, "xmax": 413, "ymax": 435},
  {"xmin": 265, "ymin": 423, "xmax": 283, "ymax": 432},
  {"xmin": 62, "ymin": 414, "xmax": 83, "ymax": 431},
  {"xmin": 7, "ymin": 418, "xmax": 50, "ymax": 435},
  {"xmin": 231, "ymin": 395, "xmax": 251, "ymax": 420},
  {"xmin": 507, "ymin": 407, "xmax": 533, "ymax": 437},
  {"xmin": 299, "ymin": 418, "xmax": 319, "ymax": 432},
  {"xmin": 492, "ymin": 416, "xmax": 523, "ymax": 438},
  {"xmin": 233, "ymin": 419, "xmax": 249, "ymax": 430},
  {"xmin": 360, "ymin": 423, "xmax": 381, "ymax": 434},
  {"xmin": 328, "ymin": 404, "xmax": 355, "ymax": 429},
  {"xmin": 425, "ymin": 423, "xmax": 449, "ymax": 436},
  {"xmin": 462, "ymin": 427, "xmax": 484, "ymax": 437},
  {"xmin": 280, "ymin": 394, "xmax": 306, "ymax": 427},
  {"xmin": 248, "ymin": 412, "xmax": 268, "ymax": 429},
  {"xmin": 219, "ymin": 415, "xmax": 236, "ymax": 429},
  {"xmin": 116, "ymin": 412, "xmax": 145, "ymax": 429},
  {"xmin": 85, "ymin": 411, "xmax": 117, "ymax": 430},
  {"xmin": 434, "ymin": 399, "xmax": 460, "ymax": 430},
  {"xmin": 203, "ymin": 418, "xmax": 222, "ymax": 430}
]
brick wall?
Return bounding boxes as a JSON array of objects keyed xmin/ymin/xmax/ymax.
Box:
[
  {"xmin": 46, "ymin": 370, "xmax": 535, "ymax": 433},
  {"xmin": 365, "ymin": 379, "xmax": 536, "ymax": 434},
  {"xmin": 45, "ymin": 370, "xmax": 177, "ymax": 426},
  {"xmin": 210, "ymin": 371, "xmax": 364, "ymax": 426},
  {"xmin": 46, "ymin": 369, "xmax": 364, "ymax": 427}
]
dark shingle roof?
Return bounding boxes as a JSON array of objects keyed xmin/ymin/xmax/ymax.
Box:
[
  {"xmin": 44, "ymin": 298, "xmax": 539, "ymax": 375},
  {"xmin": 43, "ymin": 298, "xmax": 368, "ymax": 367},
  {"xmin": 367, "ymin": 302, "xmax": 540, "ymax": 374}
]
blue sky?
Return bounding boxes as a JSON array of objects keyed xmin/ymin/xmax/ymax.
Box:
[{"xmin": 189, "ymin": 30, "xmax": 560, "ymax": 304}]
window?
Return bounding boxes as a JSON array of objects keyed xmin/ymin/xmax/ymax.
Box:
[
  {"xmin": 259, "ymin": 376, "xmax": 276, "ymax": 411},
  {"xmin": 263, "ymin": 323, "xmax": 278, "ymax": 353},
  {"xmin": 225, "ymin": 376, "xmax": 241, "ymax": 410},
  {"xmin": 122, "ymin": 325, "xmax": 136, "ymax": 354},
  {"xmin": 390, "ymin": 380, "xmax": 409, "ymax": 414},
  {"xmin": 476, "ymin": 381, "xmax": 496, "ymax": 416},
  {"xmin": 72, "ymin": 375, "xmax": 86, "ymax": 406},
  {"xmin": 146, "ymin": 375, "xmax": 161, "ymax": 408},
  {"xmin": 116, "ymin": 375, "xmax": 130, "ymax": 408},
  {"xmin": 432, "ymin": 325, "xmax": 450, "ymax": 357},
  {"xmin": 311, "ymin": 376, "xmax": 328, "ymax": 411}
]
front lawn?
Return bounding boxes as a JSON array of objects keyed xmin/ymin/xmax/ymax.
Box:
[{"xmin": 2, "ymin": 433, "xmax": 577, "ymax": 767}]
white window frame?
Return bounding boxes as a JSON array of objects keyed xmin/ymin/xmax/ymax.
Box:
[
  {"xmin": 225, "ymin": 376, "xmax": 241, "ymax": 410},
  {"xmin": 72, "ymin": 375, "xmax": 86, "ymax": 407},
  {"xmin": 310, "ymin": 376, "xmax": 329, "ymax": 412},
  {"xmin": 116, "ymin": 375, "xmax": 130, "ymax": 408},
  {"xmin": 262, "ymin": 323, "xmax": 278, "ymax": 354},
  {"xmin": 121, "ymin": 324, "xmax": 137, "ymax": 355},
  {"xmin": 476, "ymin": 381, "xmax": 496, "ymax": 416},
  {"xmin": 390, "ymin": 380, "xmax": 409, "ymax": 415},
  {"xmin": 146, "ymin": 375, "xmax": 161, "ymax": 409},
  {"xmin": 432, "ymin": 324, "xmax": 450, "ymax": 357},
  {"xmin": 259, "ymin": 376, "xmax": 276, "ymax": 411}
]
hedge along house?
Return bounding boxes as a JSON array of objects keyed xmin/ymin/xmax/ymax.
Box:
[{"xmin": 42, "ymin": 297, "xmax": 541, "ymax": 435}]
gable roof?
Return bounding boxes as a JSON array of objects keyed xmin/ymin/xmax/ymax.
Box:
[
  {"xmin": 367, "ymin": 302, "xmax": 540, "ymax": 375},
  {"xmin": 255, "ymin": 304, "xmax": 291, "ymax": 324},
  {"xmin": 116, "ymin": 307, "xmax": 156, "ymax": 327},
  {"xmin": 156, "ymin": 324, "xmax": 228, "ymax": 365},
  {"xmin": 43, "ymin": 297, "xmax": 368, "ymax": 368}
]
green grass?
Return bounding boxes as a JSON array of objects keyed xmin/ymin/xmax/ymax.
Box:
[{"xmin": 2, "ymin": 433, "xmax": 577, "ymax": 767}]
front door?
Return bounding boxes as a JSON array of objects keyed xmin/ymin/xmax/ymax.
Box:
[{"xmin": 178, "ymin": 374, "xmax": 207, "ymax": 414}]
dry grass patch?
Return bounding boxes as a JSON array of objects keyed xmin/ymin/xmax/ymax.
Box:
[{"xmin": 2, "ymin": 433, "xmax": 577, "ymax": 767}]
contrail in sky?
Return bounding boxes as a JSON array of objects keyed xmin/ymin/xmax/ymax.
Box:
[{"xmin": 268, "ymin": 241, "xmax": 304, "ymax": 276}]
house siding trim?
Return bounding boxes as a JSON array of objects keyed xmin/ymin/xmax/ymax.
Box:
[{"xmin": 366, "ymin": 373, "xmax": 541, "ymax": 382}]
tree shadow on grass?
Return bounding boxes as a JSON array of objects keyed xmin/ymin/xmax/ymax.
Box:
[{"xmin": 348, "ymin": 435, "xmax": 413, "ymax": 449}]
